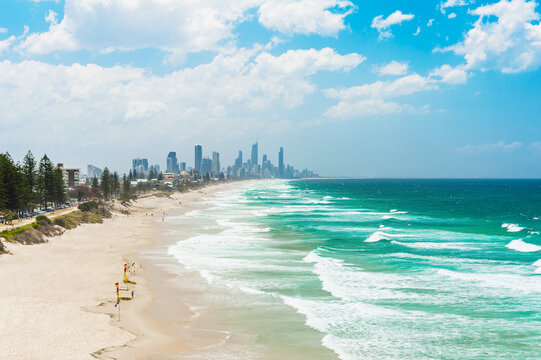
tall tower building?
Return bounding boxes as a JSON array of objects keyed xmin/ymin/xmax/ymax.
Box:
[
  {"xmin": 279, "ymin": 147, "xmax": 284, "ymax": 178},
  {"xmin": 194, "ymin": 144, "xmax": 202, "ymax": 172},
  {"xmin": 251, "ymin": 142, "xmax": 258, "ymax": 166},
  {"xmin": 166, "ymin": 152, "xmax": 178, "ymax": 173},
  {"xmin": 235, "ymin": 151, "xmax": 243, "ymax": 169},
  {"xmin": 212, "ymin": 151, "xmax": 220, "ymax": 174}
]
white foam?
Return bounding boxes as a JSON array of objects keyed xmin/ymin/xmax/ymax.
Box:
[
  {"xmin": 365, "ymin": 231, "xmax": 411, "ymax": 243},
  {"xmin": 364, "ymin": 231, "xmax": 391, "ymax": 243},
  {"xmin": 391, "ymin": 241, "xmax": 475, "ymax": 250},
  {"xmin": 533, "ymin": 259, "xmax": 541, "ymax": 267},
  {"xmin": 502, "ymin": 223, "xmax": 526, "ymax": 232},
  {"xmin": 505, "ymin": 239, "xmax": 541, "ymax": 253},
  {"xmin": 323, "ymin": 196, "xmax": 334, "ymax": 200}
]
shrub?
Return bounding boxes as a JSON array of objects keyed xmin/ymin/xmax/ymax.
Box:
[
  {"xmin": 78, "ymin": 201, "xmax": 98, "ymax": 212},
  {"xmin": 53, "ymin": 217, "xmax": 67, "ymax": 228},
  {"xmin": 36, "ymin": 215, "xmax": 51, "ymax": 224}
]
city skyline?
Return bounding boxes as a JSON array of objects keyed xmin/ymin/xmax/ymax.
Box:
[{"xmin": 1, "ymin": 1, "xmax": 540, "ymax": 177}]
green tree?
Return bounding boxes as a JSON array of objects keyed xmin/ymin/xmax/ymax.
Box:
[
  {"xmin": 101, "ymin": 167, "xmax": 111, "ymax": 200},
  {"xmin": 21, "ymin": 150, "xmax": 37, "ymax": 211},
  {"xmin": 37, "ymin": 155, "xmax": 55, "ymax": 208},
  {"xmin": 113, "ymin": 172, "xmax": 120, "ymax": 198},
  {"xmin": 122, "ymin": 174, "xmax": 130, "ymax": 194},
  {"xmin": 52, "ymin": 167, "xmax": 66, "ymax": 205},
  {"xmin": 158, "ymin": 172, "xmax": 164, "ymax": 181}
]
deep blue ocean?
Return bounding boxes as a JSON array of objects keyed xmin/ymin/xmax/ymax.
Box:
[{"xmin": 168, "ymin": 179, "xmax": 541, "ymax": 359}]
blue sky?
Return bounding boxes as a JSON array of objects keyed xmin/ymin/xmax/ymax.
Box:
[{"xmin": 0, "ymin": 0, "xmax": 540, "ymax": 177}]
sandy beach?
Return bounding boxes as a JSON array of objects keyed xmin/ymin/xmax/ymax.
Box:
[{"xmin": 0, "ymin": 181, "xmax": 245, "ymax": 360}]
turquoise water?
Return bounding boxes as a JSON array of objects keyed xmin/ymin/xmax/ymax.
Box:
[{"xmin": 168, "ymin": 179, "xmax": 541, "ymax": 359}]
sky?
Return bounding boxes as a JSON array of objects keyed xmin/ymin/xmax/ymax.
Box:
[{"xmin": 0, "ymin": 0, "xmax": 540, "ymax": 178}]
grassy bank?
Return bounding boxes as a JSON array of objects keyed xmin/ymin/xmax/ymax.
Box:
[{"xmin": 0, "ymin": 201, "xmax": 112, "ymax": 252}]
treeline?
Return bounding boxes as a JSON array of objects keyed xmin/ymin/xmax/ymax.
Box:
[{"xmin": 0, "ymin": 151, "xmax": 65, "ymax": 215}]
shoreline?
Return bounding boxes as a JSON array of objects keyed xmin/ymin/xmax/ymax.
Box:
[{"xmin": 0, "ymin": 181, "xmax": 253, "ymax": 359}]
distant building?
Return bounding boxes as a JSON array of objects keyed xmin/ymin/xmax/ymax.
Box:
[
  {"xmin": 212, "ymin": 151, "xmax": 220, "ymax": 174},
  {"xmin": 251, "ymin": 142, "xmax": 258, "ymax": 165},
  {"xmin": 194, "ymin": 145, "xmax": 202, "ymax": 172},
  {"xmin": 132, "ymin": 158, "xmax": 149, "ymax": 177},
  {"xmin": 279, "ymin": 147, "xmax": 284, "ymax": 178},
  {"xmin": 87, "ymin": 164, "xmax": 102, "ymax": 178},
  {"xmin": 201, "ymin": 157, "xmax": 212, "ymax": 174},
  {"xmin": 235, "ymin": 151, "xmax": 242, "ymax": 169},
  {"xmin": 179, "ymin": 162, "xmax": 186, "ymax": 172},
  {"xmin": 166, "ymin": 152, "xmax": 179, "ymax": 173},
  {"xmin": 58, "ymin": 163, "xmax": 80, "ymax": 189}
]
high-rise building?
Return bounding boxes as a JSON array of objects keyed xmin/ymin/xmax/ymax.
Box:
[
  {"xmin": 194, "ymin": 145, "xmax": 202, "ymax": 172},
  {"xmin": 179, "ymin": 162, "xmax": 186, "ymax": 172},
  {"xmin": 212, "ymin": 151, "xmax": 220, "ymax": 174},
  {"xmin": 132, "ymin": 158, "xmax": 149, "ymax": 176},
  {"xmin": 58, "ymin": 163, "xmax": 80, "ymax": 189},
  {"xmin": 201, "ymin": 157, "xmax": 212, "ymax": 174},
  {"xmin": 235, "ymin": 151, "xmax": 243, "ymax": 169},
  {"xmin": 251, "ymin": 142, "xmax": 258, "ymax": 166},
  {"xmin": 166, "ymin": 152, "xmax": 179, "ymax": 173},
  {"xmin": 87, "ymin": 164, "xmax": 102, "ymax": 178},
  {"xmin": 279, "ymin": 147, "xmax": 284, "ymax": 178}
]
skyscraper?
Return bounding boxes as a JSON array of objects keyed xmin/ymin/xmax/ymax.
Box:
[
  {"xmin": 235, "ymin": 150, "xmax": 243, "ymax": 169},
  {"xmin": 166, "ymin": 151, "xmax": 179, "ymax": 173},
  {"xmin": 194, "ymin": 144, "xmax": 202, "ymax": 172},
  {"xmin": 279, "ymin": 147, "xmax": 284, "ymax": 178},
  {"xmin": 132, "ymin": 158, "xmax": 149, "ymax": 176},
  {"xmin": 251, "ymin": 142, "xmax": 258, "ymax": 166},
  {"xmin": 212, "ymin": 151, "xmax": 220, "ymax": 174},
  {"xmin": 87, "ymin": 164, "xmax": 102, "ymax": 178},
  {"xmin": 201, "ymin": 157, "xmax": 212, "ymax": 174}
]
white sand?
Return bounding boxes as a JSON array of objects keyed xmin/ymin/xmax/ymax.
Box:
[{"xmin": 0, "ymin": 182, "xmax": 241, "ymax": 359}]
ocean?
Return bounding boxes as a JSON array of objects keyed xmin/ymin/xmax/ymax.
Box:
[{"xmin": 165, "ymin": 179, "xmax": 541, "ymax": 359}]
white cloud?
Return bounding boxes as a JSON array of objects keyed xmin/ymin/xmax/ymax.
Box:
[
  {"xmin": 429, "ymin": 64, "xmax": 468, "ymax": 84},
  {"xmin": 427, "ymin": 19, "xmax": 435, "ymax": 27},
  {"xmin": 325, "ymin": 74, "xmax": 434, "ymax": 101},
  {"xmin": 0, "ymin": 47, "xmax": 363, "ymax": 149},
  {"xmin": 324, "ymin": 98, "xmax": 406, "ymax": 120},
  {"xmin": 443, "ymin": 0, "xmax": 541, "ymax": 73},
  {"xmin": 378, "ymin": 60, "xmax": 409, "ymax": 76},
  {"xmin": 448, "ymin": 13, "xmax": 457, "ymax": 19},
  {"xmin": 371, "ymin": 10, "xmax": 415, "ymax": 39},
  {"xmin": 45, "ymin": 10, "xmax": 58, "ymax": 25},
  {"xmin": 0, "ymin": 28, "xmax": 7, "ymax": 34},
  {"xmin": 323, "ymin": 73, "xmax": 434, "ymax": 120},
  {"xmin": 413, "ymin": 27, "xmax": 421, "ymax": 36},
  {"xmin": 457, "ymin": 141, "xmax": 523, "ymax": 153},
  {"xmin": 0, "ymin": 36, "xmax": 15, "ymax": 55},
  {"xmin": 440, "ymin": 0, "xmax": 472, "ymax": 14},
  {"xmin": 14, "ymin": 0, "xmax": 356, "ymax": 61},
  {"xmin": 258, "ymin": 0, "xmax": 355, "ymax": 36}
]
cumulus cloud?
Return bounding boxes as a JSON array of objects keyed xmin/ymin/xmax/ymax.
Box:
[
  {"xmin": 0, "ymin": 36, "xmax": 15, "ymax": 55},
  {"xmin": 377, "ymin": 60, "xmax": 409, "ymax": 76},
  {"xmin": 323, "ymin": 73, "xmax": 434, "ymax": 120},
  {"xmin": 14, "ymin": 0, "xmax": 356, "ymax": 61},
  {"xmin": 442, "ymin": 0, "xmax": 541, "ymax": 73},
  {"xmin": 448, "ymin": 13, "xmax": 457, "ymax": 19},
  {"xmin": 0, "ymin": 47, "xmax": 363, "ymax": 153},
  {"xmin": 258, "ymin": 0, "xmax": 355, "ymax": 36},
  {"xmin": 457, "ymin": 141, "xmax": 523, "ymax": 153},
  {"xmin": 427, "ymin": 19, "xmax": 435, "ymax": 27},
  {"xmin": 371, "ymin": 10, "xmax": 415, "ymax": 39},
  {"xmin": 429, "ymin": 64, "xmax": 468, "ymax": 84},
  {"xmin": 440, "ymin": 0, "xmax": 472, "ymax": 14}
]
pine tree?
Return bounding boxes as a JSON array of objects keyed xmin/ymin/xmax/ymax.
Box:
[
  {"xmin": 52, "ymin": 167, "xmax": 66, "ymax": 205},
  {"xmin": 113, "ymin": 172, "xmax": 120, "ymax": 198},
  {"xmin": 21, "ymin": 150, "xmax": 37, "ymax": 211},
  {"xmin": 101, "ymin": 167, "xmax": 111, "ymax": 200},
  {"xmin": 37, "ymin": 155, "xmax": 55, "ymax": 208},
  {"xmin": 122, "ymin": 174, "xmax": 130, "ymax": 194}
]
